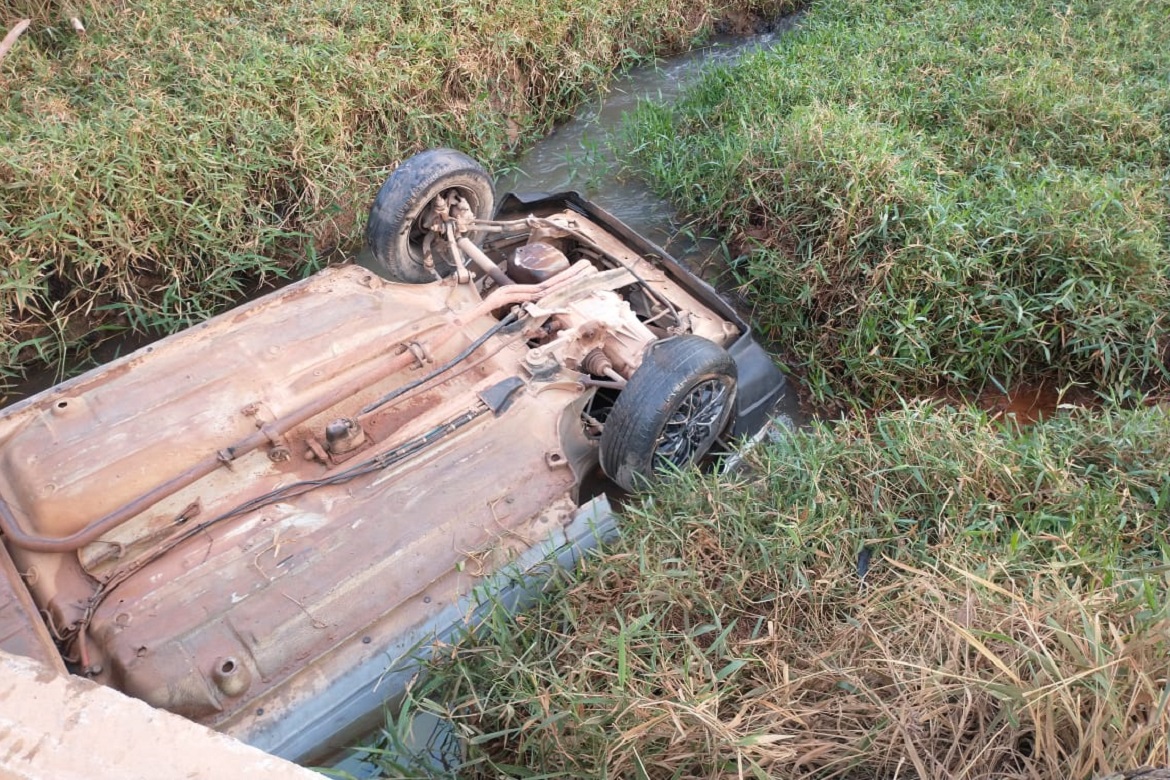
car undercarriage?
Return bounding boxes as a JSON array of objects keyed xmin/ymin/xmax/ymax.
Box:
[{"xmin": 0, "ymin": 149, "xmax": 787, "ymax": 760}]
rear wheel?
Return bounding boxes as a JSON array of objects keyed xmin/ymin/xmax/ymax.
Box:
[
  {"xmin": 366, "ymin": 149, "xmax": 495, "ymax": 283},
  {"xmin": 600, "ymin": 336, "xmax": 737, "ymax": 491}
]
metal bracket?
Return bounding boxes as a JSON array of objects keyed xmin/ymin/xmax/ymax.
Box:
[{"xmin": 406, "ymin": 341, "xmax": 432, "ymax": 368}]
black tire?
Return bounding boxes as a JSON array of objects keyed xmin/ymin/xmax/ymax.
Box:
[
  {"xmin": 600, "ymin": 336, "xmax": 737, "ymax": 491},
  {"xmin": 366, "ymin": 149, "xmax": 495, "ymax": 283}
]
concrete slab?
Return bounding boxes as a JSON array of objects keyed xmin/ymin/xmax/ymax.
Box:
[{"xmin": 0, "ymin": 651, "xmax": 322, "ymax": 780}]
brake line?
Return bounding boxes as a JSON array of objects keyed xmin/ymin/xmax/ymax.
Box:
[
  {"xmin": 365, "ymin": 326, "xmax": 530, "ymax": 415},
  {"xmin": 71, "ymin": 404, "xmax": 490, "ymax": 673},
  {"xmin": 361, "ymin": 311, "xmax": 519, "ymax": 414}
]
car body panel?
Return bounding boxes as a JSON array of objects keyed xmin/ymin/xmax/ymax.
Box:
[{"xmin": 0, "ymin": 189, "xmax": 788, "ymax": 760}]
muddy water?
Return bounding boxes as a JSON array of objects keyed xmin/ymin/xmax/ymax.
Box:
[{"xmin": 499, "ymin": 17, "xmax": 798, "ymax": 253}]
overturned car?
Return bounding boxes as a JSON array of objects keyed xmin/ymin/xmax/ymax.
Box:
[{"xmin": 0, "ymin": 149, "xmax": 786, "ymax": 760}]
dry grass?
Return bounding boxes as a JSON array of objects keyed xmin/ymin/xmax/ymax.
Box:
[{"xmin": 388, "ymin": 405, "xmax": 1170, "ymax": 778}]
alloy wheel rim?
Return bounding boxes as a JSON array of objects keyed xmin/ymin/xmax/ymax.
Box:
[{"xmin": 653, "ymin": 377, "xmax": 732, "ymax": 469}]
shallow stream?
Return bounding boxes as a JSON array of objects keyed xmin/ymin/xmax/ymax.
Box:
[{"xmin": 497, "ymin": 18, "xmax": 798, "ymax": 246}]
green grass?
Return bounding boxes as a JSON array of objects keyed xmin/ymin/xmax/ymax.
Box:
[
  {"xmin": 0, "ymin": 0, "xmax": 796, "ymax": 400},
  {"xmin": 627, "ymin": 0, "xmax": 1170, "ymax": 409},
  {"xmin": 351, "ymin": 3, "xmax": 1170, "ymax": 776},
  {"xmin": 393, "ymin": 405, "xmax": 1170, "ymax": 778}
]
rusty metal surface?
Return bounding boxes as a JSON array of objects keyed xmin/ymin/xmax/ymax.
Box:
[
  {"xmin": 0, "ymin": 267, "xmax": 462, "ymax": 548},
  {"xmin": 0, "ymin": 543, "xmax": 63, "ymax": 672},
  {"xmin": 87, "ymin": 379, "xmax": 577, "ymax": 723},
  {"xmin": 0, "ymin": 257, "xmax": 586, "ymax": 724},
  {"xmin": 244, "ymin": 494, "xmax": 619, "ymax": 762},
  {"xmin": 0, "ymin": 194, "xmax": 750, "ymax": 739}
]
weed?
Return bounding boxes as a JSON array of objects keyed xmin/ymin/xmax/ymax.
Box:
[
  {"xmin": 403, "ymin": 405, "xmax": 1170, "ymax": 777},
  {"xmin": 562, "ymin": 131, "xmax": 614, "ymax": 192},
  {"xmin": 627, "ymin": 0, "xmax": 1170, "ymax": 409}
]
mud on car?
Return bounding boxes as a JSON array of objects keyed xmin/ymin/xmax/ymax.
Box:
[{"xmin": 0, "ymin": 149, "xmax": 786, "ymax": 760}]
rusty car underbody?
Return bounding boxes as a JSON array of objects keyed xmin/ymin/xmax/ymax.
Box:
[{"xmin": 0, "ymin": 150, "xmax": 786, "ymax": 761}]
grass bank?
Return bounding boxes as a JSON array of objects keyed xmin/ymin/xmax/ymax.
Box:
[
  {"xmin": 362, "ymin": 1, "xmax": 1170, "ymax": 777},
  {"xmin": 627, "ymin": 0, "xmax": 1170, "ymax": 409},
  {"xmin": 0, "ymin": 0, "xmax": 792, "ymax": 399},
  {"xmin": 393, "ymin": 405, "xmax": 1170, "ymax": 778}
]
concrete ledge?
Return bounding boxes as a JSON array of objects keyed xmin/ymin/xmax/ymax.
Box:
[{"xmin": 0, "ymin": 651, "xmax": 322, "ymax": 780}]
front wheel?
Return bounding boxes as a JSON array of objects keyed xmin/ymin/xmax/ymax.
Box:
[
  {"xmin": 600, "ymin": 336, "xmax": 737, "ymax": 491},
  {"xmin": 366, "ymin": 149, "xmax": 495, "ymax": 283}
]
